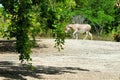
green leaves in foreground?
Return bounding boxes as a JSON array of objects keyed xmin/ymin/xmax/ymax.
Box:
[{"xmin": 54, "ymin": 30, "xmax": 65, "ymax": 51}]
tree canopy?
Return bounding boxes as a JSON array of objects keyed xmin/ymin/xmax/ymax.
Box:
[{"xmin": 74, "ymin": 0, "xmax": 117, "ymax": 35}]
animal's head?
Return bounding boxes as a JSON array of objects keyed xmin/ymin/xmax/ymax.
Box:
[{"xmin": 65, "ymin": 25, "xmax": 71, "ymax": 33}]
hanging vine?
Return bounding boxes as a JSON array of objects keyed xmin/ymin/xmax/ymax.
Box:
[{"xmin": 1, "ymin": 0, "xmax": 32, "ymax": 63}]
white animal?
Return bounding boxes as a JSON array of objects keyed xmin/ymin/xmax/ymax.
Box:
[{"xmin": 65, "ymin": 24, "xmax": 93, "ymax": 40}]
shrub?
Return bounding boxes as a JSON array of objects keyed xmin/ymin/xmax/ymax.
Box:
[{"xmin": 113, "ymin": 34, "xmax": 120, "ymax": 42}]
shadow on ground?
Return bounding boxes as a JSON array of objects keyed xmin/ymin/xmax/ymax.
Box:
[
  {"xmin": 0, "ymin": 61, "xmax": 90, "ymax": 80},
  {"xmin": 0, "ymin": 40, "xmax": 16, "ymax": 52},
  {"xmin": 0, "ymin": 40, "xmax": 47, "ymax": 53}
]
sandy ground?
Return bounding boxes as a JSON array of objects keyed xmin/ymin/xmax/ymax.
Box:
[{"xmin": 0, "ymin": 39, "xmax": 120, "ymax": 80}]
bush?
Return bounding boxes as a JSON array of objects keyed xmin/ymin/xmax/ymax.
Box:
[{"xmin": 113, "ymin": 34, "xmax": 120, "ymax": 42}]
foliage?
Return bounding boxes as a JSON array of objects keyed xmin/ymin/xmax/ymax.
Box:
[
  {"xmin": 111, "ymin": 24, "xmax": 120, "ymax": 42},
  {"xmin": 0, "ymin": 0, "xmax": 120, "ymax": 63},
  {"xmin": 0, "ymin": 7, "xmax": 4, "ymax": 35},
  {"xmin": 74, "ymin": 0, "xmax": 116, "ymax": 35},
  {"xmin": 0, "ymin": 0, "xmax": 32, "ymax": 63},
  {"xmin": 113, "ymin": 34, "xmax": 120, "ymax": 42},
  {"xmin": 0, "ymin": 7, "xmax": 11, "ymax": 38},
  {"xmin": 34, "ymin": 0, "xmax": 76, "ymax": 50},
  {"xmin": 51, "ymin": 0, "xmax": 76, "ymax": 50},
  {"xmin": 0, "ymin": 0, "xmax": 76, "ymax": 63}
]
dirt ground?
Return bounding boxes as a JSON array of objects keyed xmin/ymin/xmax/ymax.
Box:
[{"xmin": 0, "ymin": 39, "xmax": 120, "ymax": 80}]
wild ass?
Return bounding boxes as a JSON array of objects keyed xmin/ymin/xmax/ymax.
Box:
[{"xmin": 65, "ymin": 24, "xmax": 93, "ymax": 40}]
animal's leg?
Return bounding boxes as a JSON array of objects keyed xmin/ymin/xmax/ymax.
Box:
[
  {"xmin": 73, "ymin": 30, "xmax": 78, "ymax": 39},
  {"xmin": 83, "ymin": 31, "xmax": 89, "ymax": 40},
  {"xmin": 75, "ymin": 32, "xmax": 79, "ymax": 39},
  {"xmin": 88, "ymin": 32, "xmax": 93, "ymax": 40},
  {"xmin": 73, "ymin": 32, "xmax": 76, "ymax": 39}
]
